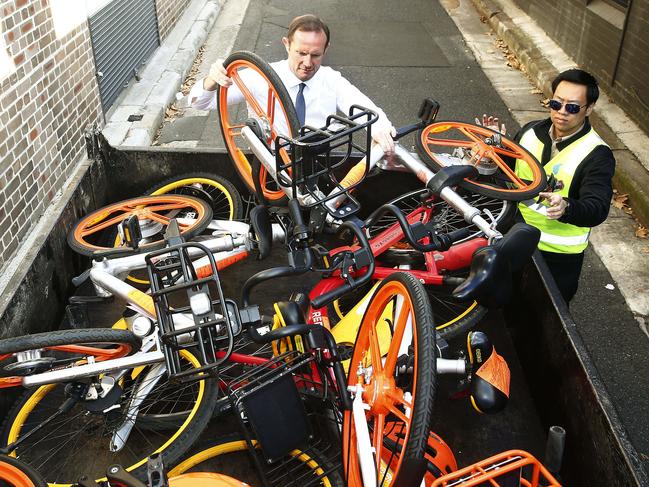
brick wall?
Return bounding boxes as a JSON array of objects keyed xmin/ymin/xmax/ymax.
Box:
[
  {"xmin": 513, "ymin": 0, "xmax": 649, "ymax": 133},
  {"xmin": 608, "ymin": 0, "xmax": 649, "ymax": 134},
  {"xmin": 156, "ymin": 0, "xmax": 192, "ymax": 41},
  {"xmin": 0, "ymin": 0, "xmax": 102, "ymax": 274}
]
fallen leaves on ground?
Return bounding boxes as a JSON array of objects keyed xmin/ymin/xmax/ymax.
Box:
[
  {"xmin": 611, "ymin": 190, "xmax": 649, "ymax": 250},
  {"xmin": 612, "ymin": 193, "xmax": 629, "ymax": 209},
  {"xmin": 494, "ymin": 38, "xmax": 526, "ymax": 73}
]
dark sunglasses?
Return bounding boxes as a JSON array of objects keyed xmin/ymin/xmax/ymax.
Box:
[{"xmin": 549, "ymin": 99, "xmax": 588, "ymax": 114}]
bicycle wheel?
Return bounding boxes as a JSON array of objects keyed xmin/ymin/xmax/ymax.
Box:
[
  {"xmin": 218, "ymin": 51, "xmax": 300, "ymax": 205},
  {"xmin": 169, "ymin": 434, "xmax": 344, "ymax": 487},
  {"xmin": 342, "ymin": 272, "xmax": 436, "ymax": 487},
  {"xmin": 68, "ymin": 195, "xmax": 213, "ymax": 256},
  {"xmin": 0, "ymin": 328, "xmax": 141, "ymax": 388},
  {"xmin": 416, "ymin": 121, "xmax": 546, "ymax": 201},
  {"xmin": 0, "ymin": 454, "xmax": 47, "ymax": 487},
  {"xmin": 147, "ymin": 173, "xmax": 244, "ymax": 222},
  {"xmin": 1, "ymin": 348, "xmax": 217, "ymax": 486}
]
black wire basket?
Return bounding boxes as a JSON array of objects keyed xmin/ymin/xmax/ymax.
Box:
[
  {"xmin": 274, "ymin": 105, "xmax": 378, "ymax": 214},
  {"xmin": 146, "ymin": 241, "xmax": 241, "ymax": 383},
  {"xmin": 226, "ymin": 349, "xmax": 344, "ymax": 486}
]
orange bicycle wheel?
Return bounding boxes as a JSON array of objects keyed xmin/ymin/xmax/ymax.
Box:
[
  {"xmin": 0, "ymin": 454, "xmax": 47, "ymax": 487},
  {"xmin": 342, "ymin": 272, "xmax": 437, "ymax": 486},
  {"xmin": 218, "ymin": 51, "xmax": 300, "ymax": 205},
  {"xmin": 67, "ymin": 194, "xmax": 213, "ymax": 256},
  {"xmin": 416, "ymin": 121, "xmax": 546, "ymax": 201}
]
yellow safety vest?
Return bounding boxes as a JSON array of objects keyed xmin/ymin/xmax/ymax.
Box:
[{"xmin": 515, "ymin": 127, "xmax": 608, "ymax": 254}]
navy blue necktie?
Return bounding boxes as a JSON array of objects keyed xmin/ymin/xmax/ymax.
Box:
[{"xmin": 295, "ymin": 83, "xmax": 306, "ymax": 126}]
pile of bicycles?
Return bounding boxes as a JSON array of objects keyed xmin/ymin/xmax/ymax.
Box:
[{"xmin": 0, "ymin": 51, "xmax": 562, "ymax": 487}]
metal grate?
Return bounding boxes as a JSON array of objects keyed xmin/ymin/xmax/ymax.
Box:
[{"xmin": 89, "ymin": 0, "xmax": 160, "ymax": 111}]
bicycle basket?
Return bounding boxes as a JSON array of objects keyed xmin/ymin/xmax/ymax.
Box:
[
  {"xmin": 226, "ymin": 350, "xmax": 343, "ymax": 486},
  {"xmin": 274, "ymin": 105, "xmax": 378, "ymax": 215},
  {"xmin": 431, "ymin": 449, "xmax": 561, "ymax": 487},
  {"xmin": 146, "ymin": 241, "xmax": 241, "ymax": 383}
]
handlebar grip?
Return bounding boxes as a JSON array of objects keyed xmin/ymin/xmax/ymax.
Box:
[
  {"xmin": 311, "ymin": 282, "xmax": 355, "ymax": 310},
  {"xmin": 247, "ymin": 322, "xmax": 313, "ymax": 344},
  {"xmin": 71, "ymin": 269, "xmax": 92, "ymax": 287},
  {"xmin": 288, "ymin": 198, "xmax": 305, "ymax": 227}
]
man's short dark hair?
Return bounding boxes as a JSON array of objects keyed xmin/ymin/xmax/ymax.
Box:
[
  {"xmin": 287, "ymin": 14, "xmax": 330, "ymax": 47},
  {"xmin": 551, "ymin": 69, "xmax": 599, "ymax": 106}
]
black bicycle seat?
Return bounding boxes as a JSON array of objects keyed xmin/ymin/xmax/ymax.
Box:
[
  {"xmin": 452, "ymin": 223, "xmax": 540, "ymax": 307},
  {"xmin": 249, "ymin": 205, "xmax": 273, "ymax": 260},
  {"xmin": 426, "ymin": 165, "xmax": 479, "ymax": 196}
]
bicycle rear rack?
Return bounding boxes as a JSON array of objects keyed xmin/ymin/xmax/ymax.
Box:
[
  {"xmin": 146, "ymin": 241, "xmax": 241, "ymax": 383},
  {"xmin": 275, "ymin": 105, "xmax": 378, "ymax": 215}
]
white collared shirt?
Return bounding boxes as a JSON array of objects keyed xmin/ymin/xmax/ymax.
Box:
[
  {"xmin": 189, "ymin": 59, "xmax": 392, "ymax": 137},
  {"xmin": 548, "ymin": 122, "xmax": 584, "ymax": 158}
]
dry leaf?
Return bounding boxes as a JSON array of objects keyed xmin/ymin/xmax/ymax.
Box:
[
  {"xmin": 614, "ymin": 193, "xmax": 629, "ymax": 203},
  {"xmin": 636, "ymin": 226, "xmax": 649, "ymax": 238},
  {"xmin": 643, "ymin": 246, "xmax": 649, "ymax": 254}
]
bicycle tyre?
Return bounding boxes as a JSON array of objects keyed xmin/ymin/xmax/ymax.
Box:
[
  {"xmin": 67, "ymin": 195, "xmax": 213, "ymax": 257},
  {"xmin": 416, "ymin": 121, "xmax": 546, "ymax": 201},
  {"xmin": 169, "ymin": 434, "xmax": 344, "ymax": 487},
  {"xmin": 218, "ymin": 50, "xmax": 300, "ymax": 205},
  {"xmin": 0, "ymin": 454, "xmax": 47, "ymax": 487},
  {"xmin": 0, "ymin": 329, "xmax": 141, "ymax": 388},
  {"xmin": 146, "ymin": 173, "xmax": 244, "ymax": 222},
  {"xmin": 1, "ymin": 347, "xmax": 217, "ymax": 486},
  {"xmin": 342, "ymin": 272, "xmax": 436, "ymax": 487}
]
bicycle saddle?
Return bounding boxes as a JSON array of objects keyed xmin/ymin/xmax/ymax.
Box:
[
  {"xmin": 452, "ymin": 223, "xmax": 540, "ymax": 307},
  {"xmin": 426, "ymin": 165, "xmax": 479, "ymax": 196},
  {"xmin": 249, "ymin": 204, "xmax": 273, "ymax": 259}
]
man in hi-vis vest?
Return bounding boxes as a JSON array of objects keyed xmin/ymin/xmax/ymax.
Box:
[{"xmin": 514, "ymin": 69, "xmax": 615, "ymax": 303}]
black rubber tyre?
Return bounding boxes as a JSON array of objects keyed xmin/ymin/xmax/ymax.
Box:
[
  {"xmin": 0, "ymin": 347, "xmax": 218, "ymax": 486},
  {"xmin": 369, "ymin": 187, "xmax": 512, "ymax": 338},
  {"xmin": 146, "ymin": 172, "xmax": 244, "ymax": 222},
  {"xmin": 0, "ymin": 328, "xmax": 141, "ymax": 356},
  {"xmin": 67, "ymin": 195, "xmax": 213, "ymax": 257},
  {"xmin": 343, "ymin": 272, "xmax": 436, "ymax": 486},
  {"xmin": 218, "ymin": 50, "xmax": 300, "ymax": 206},
  {"xmin": 0, "ymin": 454, "xmax": 48, "ymax": 487},
  {"xmin": 367, "ymin": 187, "xmax": 516, "ymax": 241},
  {"xmin": 416, "ymin": 121, "xmax": 546, "ymax": 201},
  {"xmin": 169, "ymin": 434, "xmax": 344, "ymax": 487}
]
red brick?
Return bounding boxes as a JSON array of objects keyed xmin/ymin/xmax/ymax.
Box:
[
  {"xmin": 21, "ymin": 21, "xmax": 33, "ymax": 33},
  {"xmin": 29, "ymin": 128, "xmax": 38, "ymax": 140},
  {"xmin": 15, "ymin": 0, "xmax": 28, "ymax": 7},
  {"xmin": 73, "ymin": 81, "xmax": 82, "ymax": 94},
  {"xmin": 44, "ymin": 59, "xmax": 54, "ymax": 71},
  {"xmin": 7, "ymin": 30, "xmax": 15, "ymax": 42},
  {"xmin": 13, "ymin": 53, "xmax": 24, "ymax": 65}
]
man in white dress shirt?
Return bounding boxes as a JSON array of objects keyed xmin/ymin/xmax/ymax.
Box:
[{"xmin": 189, "ymin": 14, "xmax": 396, "ymax": 156}]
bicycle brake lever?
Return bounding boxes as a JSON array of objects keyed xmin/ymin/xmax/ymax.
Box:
[{"xmin": 71, "ymin": 268, "xmax": 92, "ymax": 287}]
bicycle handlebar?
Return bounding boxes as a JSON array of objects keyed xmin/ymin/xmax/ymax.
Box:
[{"xmin": 310, "ymin": 221, "xmax": 375, "ymax": 309}]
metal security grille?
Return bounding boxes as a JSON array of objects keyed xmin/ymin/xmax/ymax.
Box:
[{"xmin": 89, "ymin": 0, "xmax": 160, "ymax": 110}]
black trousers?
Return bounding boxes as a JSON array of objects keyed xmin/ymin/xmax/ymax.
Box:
[{"xmin": 539, "ymin": 250, "xmax": 585, "ymax": 303}]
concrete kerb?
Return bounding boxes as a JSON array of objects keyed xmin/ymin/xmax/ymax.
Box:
[
  {"xmin": 470, "ymin": 0, "xmax": 649, "ymax": 228},
  {"xmin": 102, "ymin": 0, "xmax": 223, "ymax": 147}
]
